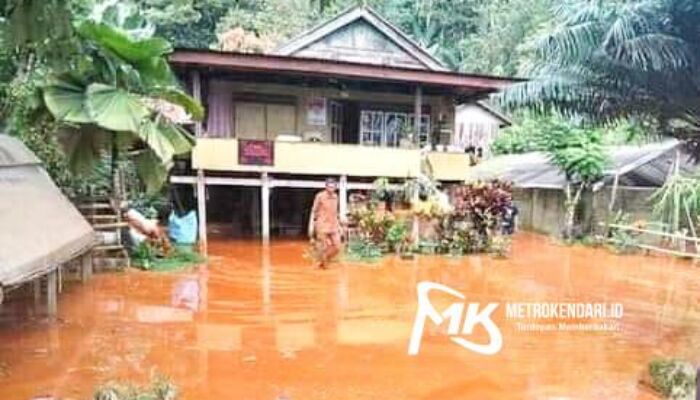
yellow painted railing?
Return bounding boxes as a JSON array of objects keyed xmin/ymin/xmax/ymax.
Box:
[{"xmin": 192, "ymin": 138, "xmax": 423, "ymax": 178}]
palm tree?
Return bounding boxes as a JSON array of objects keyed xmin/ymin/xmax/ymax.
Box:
[{"xmin": 499, "ymin": 0, "xmax": 700, "ymax": 141}]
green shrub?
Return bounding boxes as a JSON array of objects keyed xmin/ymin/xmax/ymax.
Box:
[
  {"xmin": 132, "ymin": 244, "xmax": 204, "ymax": 272},
  {"xmin": 385, "ymin": 220, "xmax": 409, "ymax": 254},
  {"xmin": 346, "ymin": 238, "xmax": 383, "ymax": 262},
  {"xmin": 649, "ymin": 359, "xmax": 696, "ymax": 399},
  {"xmin": 94, "ymin": 374, "xmax": 177, "ymax": 400}
]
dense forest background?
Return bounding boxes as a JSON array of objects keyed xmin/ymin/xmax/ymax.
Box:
[
  {"xmin": 3, "ymin": 0, "xmax": 699, "ymax": 200},
  {"xmin": 135, "ymin": 0, "xmax": 553, "ymax": 77}
]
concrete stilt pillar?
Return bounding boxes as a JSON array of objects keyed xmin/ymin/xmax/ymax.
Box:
[
  {"xmin": 47, "ymin": 269, "xmax": 58, "ymax": 317},
  {"xmin": 261, "ymin": 172, "xmax": 271, "ymax": 243},
  {"xmin": 81, "ymin": 253, "xmax": 93, "ymax": 283},
  {"xmin": 197, "ymin": 169, "xmax": 208, "ymax": 254}
]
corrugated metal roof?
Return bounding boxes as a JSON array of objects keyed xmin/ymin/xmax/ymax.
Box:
[
  {"xmin": 465, "ymin": 140, "xmax": 696, "ymax": 189},
  {"xmin": 0, "ymin": 135, "xmax": 40, "ymax": 167}
]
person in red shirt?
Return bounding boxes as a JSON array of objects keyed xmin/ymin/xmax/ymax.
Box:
[{"xmin": 309, "ymin": 178, "xmax": 342, "ymax": 268}]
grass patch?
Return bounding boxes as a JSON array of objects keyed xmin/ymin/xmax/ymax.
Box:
[
  {"xmin": 133, "ymin": 244, "xmax": 205, "ymax": 272},
  {"xmin": 94, "ymin": 374, "xmax": 177, "ymax": 400}
]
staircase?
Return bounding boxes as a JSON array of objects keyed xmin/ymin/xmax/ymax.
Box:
[{"xmin": 78, "ymin": 199, "xmax": 131, "ymax": 270}]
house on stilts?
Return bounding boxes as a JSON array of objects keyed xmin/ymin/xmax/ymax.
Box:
[{"xmin": 169, "ymin": 6, "xmax": 516, "ymax": 244}]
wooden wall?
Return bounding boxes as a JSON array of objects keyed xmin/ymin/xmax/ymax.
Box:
[{"xmin": 204, "ymin": 78, "xmax": 454, "ymax": 143}]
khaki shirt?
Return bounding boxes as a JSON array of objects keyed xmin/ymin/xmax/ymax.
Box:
[{"xmin": 313, "ymin": 191, "xmax": 339, "ymax": 234}]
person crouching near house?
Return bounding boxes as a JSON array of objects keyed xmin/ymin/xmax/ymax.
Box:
[{"xmin": 308, "ymin": 178, "xmax": 344, "ymax": 269}]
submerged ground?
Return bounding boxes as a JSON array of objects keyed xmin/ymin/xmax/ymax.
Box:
[{"xmin": 1, "ymin": 233, "xmax": 699, "ymax": 399}]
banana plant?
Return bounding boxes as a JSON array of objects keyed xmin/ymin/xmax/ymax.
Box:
[{"xmin": 42, "ymin": 10, "xmax": 203, "ymax": 196}]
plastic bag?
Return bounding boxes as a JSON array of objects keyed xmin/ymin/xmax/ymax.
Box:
[{"xmin": 168, "ymin": 211, "xmax": 198, "ymax": 244}]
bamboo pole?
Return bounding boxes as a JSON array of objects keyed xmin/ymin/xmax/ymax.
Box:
[
  {"xmin": 607, "ymin": 238, "xmax": 700, "ymax": 259},
  {"xmin": 603, "ymin": 223, "xmax": 700, "ymax": 243}
]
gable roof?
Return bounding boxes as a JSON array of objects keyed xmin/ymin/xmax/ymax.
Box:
[{"xmin": 273, "ymin": 6, "xmax": 448, "ymax": 71}]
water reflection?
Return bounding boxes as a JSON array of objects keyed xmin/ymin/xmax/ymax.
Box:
[
  {"xmin": 0, "ymin": 233, "xmax": 699, "ymax": 399},
  {"xmin": 172, "ymin": 277, "xmax": 200, "ymax": 312}
]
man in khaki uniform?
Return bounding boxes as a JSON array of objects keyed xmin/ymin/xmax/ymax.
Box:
[{"xmin": 308, "ymin": 178, "xmax": 342, "ymax": 268}]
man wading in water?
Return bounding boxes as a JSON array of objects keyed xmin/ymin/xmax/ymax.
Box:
[{"xmin": 308, "ymin": 178, "xmax": 343, "ymax": 269}]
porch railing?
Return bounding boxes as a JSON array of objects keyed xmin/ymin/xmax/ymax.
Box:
[{"xmin": 192, "ymin": 138, "xmax": 423, "ymax": 178}]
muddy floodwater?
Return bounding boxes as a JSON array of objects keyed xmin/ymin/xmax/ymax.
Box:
[{"xmin": 2, "ymin": 233, "xmax": 700, "ymax": 399}]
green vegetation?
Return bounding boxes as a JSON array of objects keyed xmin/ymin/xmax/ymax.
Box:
[
  {"xmin": 607, "ymin": 212, "xmax": 642, "ymax": 254},
  {"xmin": 652, "ymin": 172, "xmax": 700, "ymax": 235},
  {"xmin": 500, "ymin": 0, "xmax": 700, "ymax": 144},
  {"xmin": 132, "ymin": 243, "xmax": 205, "ymax": 271},
  {"xmin": 348, "ymin": 178, "xmax": 514, "ymax": 259},
  {"xmin": 648, "ymin": 359, "xmax": 696, "ymax": 400},
  {"xmin": 544, "ymin": 122, "xmax": 607, "ymax": 240},
  {"xmin": 492, "ymin": 115, "xmax": 656, "ymax": 156},
  {"xmin": 94, "ymin": 374, "xmax": 178, "ymax": 400},
  {"xmin": 42, "ymin": 3, "xmax": 202, "ymax": 196},
  {"xmin": 62, "ymin": 0, "xmax": 554, "ymax": 75},
  {"xmin": 345, "ymin": 237, "xmax": 384, "ymax": 262},
  {"xmin": 491, "ymin": 113, "xmax": 610, "ymax": 240},
  {"xmin": 1, "ymin": 1, "xmax": 202, "ymax": 201}
]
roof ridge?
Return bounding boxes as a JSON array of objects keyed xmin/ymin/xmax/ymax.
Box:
[{"xmin": 272, "ymin": 5, "xmax": 448, "ymax": 71}]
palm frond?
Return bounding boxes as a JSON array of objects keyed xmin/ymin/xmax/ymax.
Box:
[{"xmin": 613, "ymin": 33, "xmax": 693, "ymax": 71}]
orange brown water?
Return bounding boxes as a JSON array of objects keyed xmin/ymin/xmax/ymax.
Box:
[{"xmin": 1, "ymin": 233, "xmax": 700, "ymax": 399}]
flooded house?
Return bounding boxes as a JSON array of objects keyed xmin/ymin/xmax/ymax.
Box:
[{"xmin": 169, "ymin": 6, "xmax": 515, "ymax": 243}]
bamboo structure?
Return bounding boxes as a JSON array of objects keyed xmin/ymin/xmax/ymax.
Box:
[{"xmin": 603, "ymin": 222, "xmax": 700, "ymax": 259}]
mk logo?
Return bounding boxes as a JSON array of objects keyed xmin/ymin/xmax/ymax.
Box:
[{"xmin": 408, "ymin": 281, "xmax": 502, "ymax": 356}]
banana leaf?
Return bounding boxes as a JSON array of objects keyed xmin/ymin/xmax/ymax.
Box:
[
  {"xmin": 42, "ymin": 80, "xmax": 91, "ymax": 123},
  {"xmin": 76, "ymin": 20, "xmax": 172, "ymax": 63},
  {"xmin": 86, "ymin": 83, "xmax": 150, "ymax": 133}
]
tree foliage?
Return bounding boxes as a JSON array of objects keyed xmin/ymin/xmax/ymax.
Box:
[
  {"xmin": 492, "ymin": 114, "xmax": 655, "ymax": 155},
  {"xmin": 457, "ymin": 0, "xmax": 555, "ymax": 76},
  {"xmin": 1, "ymin": 1, "xmax": 202, "ymax": 195},
  {"xmin": 40, "ymin": 4, "xmax": 202, "ymax": 193},
  {"xmin": 499, "ymin": 0, "xmax": 700, "ymax": 142},
  {"xmin": 135, "ymin": 0, "xmax": 239, "ymax": 49},
  {"xmin": 537, "ymin": 117, "xmax": 608, "ymax": 239},
  {"xmin": 216, "ymin": 0, "xmax": 320, "ymax": 50}
]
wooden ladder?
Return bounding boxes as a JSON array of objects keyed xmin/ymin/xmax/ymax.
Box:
[{"xmin": 79, "ymin": 199, "xmax": 131, "ymax": 270}]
